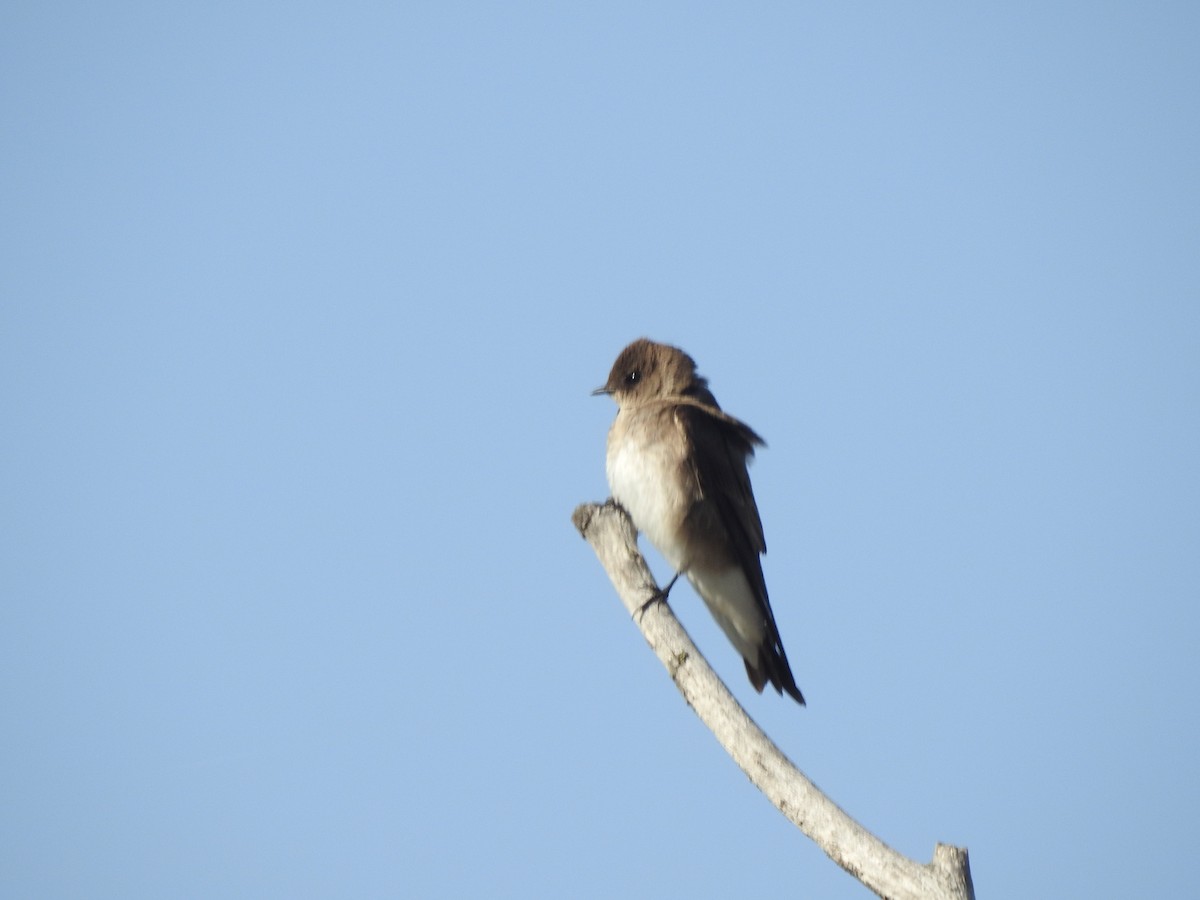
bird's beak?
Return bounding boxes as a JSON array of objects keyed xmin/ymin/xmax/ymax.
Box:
[{"xmin": 591, "ymin": 385, "xmax": 612, "ymax": 397}]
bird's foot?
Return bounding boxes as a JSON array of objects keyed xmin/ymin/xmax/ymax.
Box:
[{"xmin": 635, "ymin": 572, "xmax": 681, "ymax": 619}]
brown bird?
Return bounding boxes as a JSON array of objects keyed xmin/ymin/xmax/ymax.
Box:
[{"xmin": 595, "ymin": 338, "xmax": 804, "ymax": 704}]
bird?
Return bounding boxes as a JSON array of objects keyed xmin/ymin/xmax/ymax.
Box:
[{"xmin": 594, "ymin": 338, "xmax": 804, "ymax": 704}]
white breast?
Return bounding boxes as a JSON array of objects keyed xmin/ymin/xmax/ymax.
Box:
[{"xmin": 606, "ymin": 412, "xmax": 691, "ymax": 572}]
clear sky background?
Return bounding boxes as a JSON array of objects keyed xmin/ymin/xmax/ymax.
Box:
[{"xmin": 3, "ymin": 4, "xmax": 1198, "ymax": 898}]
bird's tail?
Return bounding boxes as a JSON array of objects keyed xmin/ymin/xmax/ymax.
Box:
[{"xmin": 746, "ymin": 646, "xmax": 806, "ymax": 705}]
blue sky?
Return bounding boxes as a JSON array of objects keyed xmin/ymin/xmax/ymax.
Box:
[{"xmin": 3, "ymin": 3, "xmax": 1198, "ymax": 898}]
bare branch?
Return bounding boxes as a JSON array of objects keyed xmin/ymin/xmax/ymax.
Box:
[{"xmin": 572, "ymin": 500, "xmax": 975, "ymax": 900}]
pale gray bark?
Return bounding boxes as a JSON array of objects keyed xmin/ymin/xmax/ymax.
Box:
[{"xmin": 572, "ymin": 500, "xmax": 976, "ymax": 900}]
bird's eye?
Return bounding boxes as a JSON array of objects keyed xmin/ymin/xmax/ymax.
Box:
[{"xmin": 625, "ymin": 370, "xmax": 640, "ymax": 385}]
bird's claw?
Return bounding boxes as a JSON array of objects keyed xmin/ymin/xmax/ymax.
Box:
[{"xmin": 635, "ymin": 572, "xmax": 681, "ymax": 619}]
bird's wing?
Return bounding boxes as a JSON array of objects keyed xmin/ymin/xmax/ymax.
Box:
[
  {"xmin": 673, "ymin": 399, "xmax": 805, "ymax": 704},
  {"xmin": 675, "ymin": 402, "xmax": 769, "ymax": 600}
]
